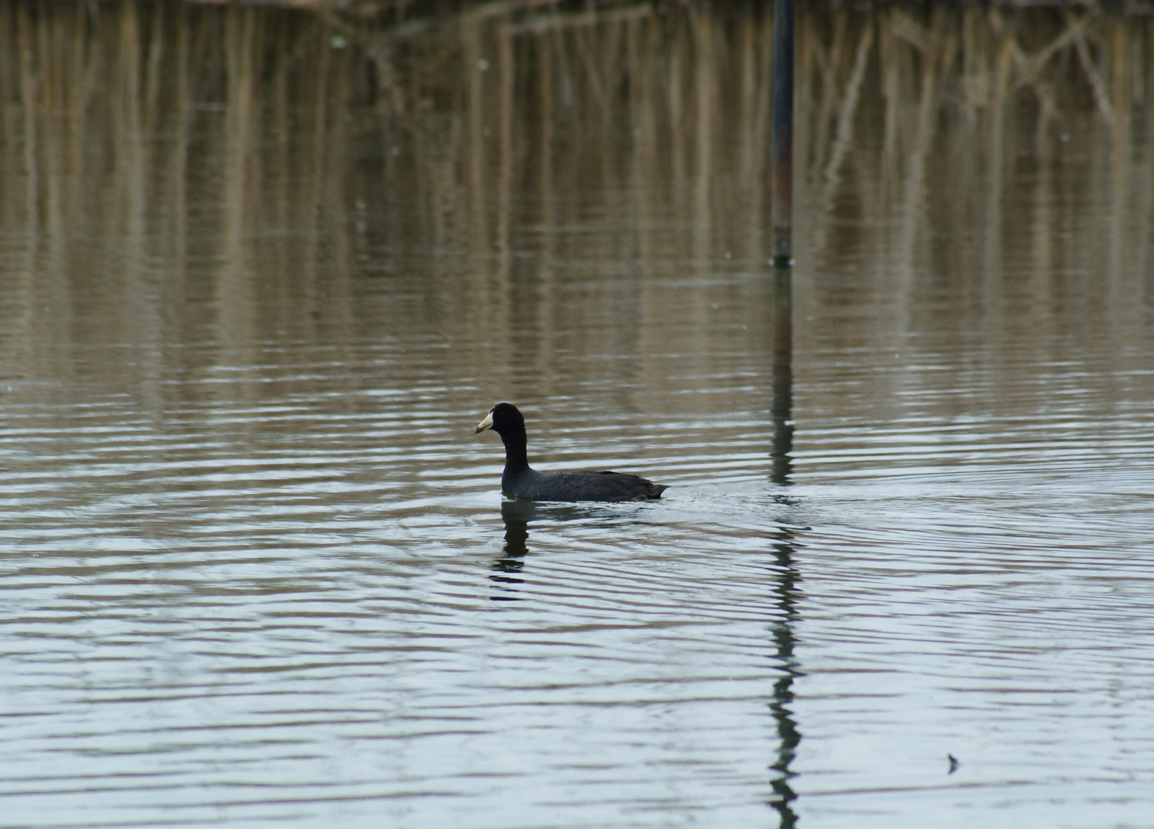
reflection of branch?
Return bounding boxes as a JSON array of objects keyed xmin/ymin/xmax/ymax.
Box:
[
  {"xmin": 466, "ymin": 0, "xmax": 568, "ymax": 22},
  {"xmin": 810, "ymin": 22, "xmax": 872, "ymax": 254},
  {"xmin": 810, "ymin": 16, "xmax": 846, "ymax": 177},
  {"xmin": 890, "ymin": 9, "xmax": 929, "ymax": 52},
  {"xmin": 323, "ymin": 13, "xmax": 432, "ymax": 44},
  {"xmin": 505, "ymin": 4, "xmax": 651, "ymax": 36},
  {"xmin": 822, "ymin": 23, "xmax": 873, "ymax": 188},
  {"xmin": 1008, "ymin": 12, "xmax": 1090, "ymax": 91},
  {"xmin": 898, "ymin": 11, "xmax": 952, "ymax": 259},
  {"xmin": 1070, "ymin": 17, "xmax": 1114, "ymax": 125},
  {"xmin": 985, "ymin": 9, "xmax": 1113, "ymax": 127}
]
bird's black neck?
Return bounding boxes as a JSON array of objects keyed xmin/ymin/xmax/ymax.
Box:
[{"xmin": 499, "ymin": 425, "xmax": 530, "ymax": 474}]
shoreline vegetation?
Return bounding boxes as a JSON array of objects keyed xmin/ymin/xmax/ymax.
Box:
[
  {"xmin": 1, "ymin": 1, "xmax": 1150, "ymax": 336},
  {"xmin": 177, "ymin": 0, "xmax": 1154, "ymax": 15}
]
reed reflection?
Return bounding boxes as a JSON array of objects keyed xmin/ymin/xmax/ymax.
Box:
[{"xmin": 4, "ymin": 3, "xmax": 1150, "ymax": 380}]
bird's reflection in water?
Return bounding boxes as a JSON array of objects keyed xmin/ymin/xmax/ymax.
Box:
[
  {"xmin": 489, "ymin": 500, "xmax": 630, "ymax": 601},
  {"xmin": 490, "ymin": 500, "xmax": 534, "ymax": 600}
]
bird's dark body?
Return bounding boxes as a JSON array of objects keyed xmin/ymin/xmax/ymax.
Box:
[
  {"xmin": 502, "ymin": 467, "xmax": 667, "ymax": 502},
  {"xmin": 476, "ymin": 402, "xmax": 668, "ymax": 503}
]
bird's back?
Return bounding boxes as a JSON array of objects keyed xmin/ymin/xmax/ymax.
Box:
[{"xmin": 504, "ymin": 467, "xmax": 667, "ymax": 502}]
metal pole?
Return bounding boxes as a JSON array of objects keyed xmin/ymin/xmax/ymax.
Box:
[{"xmin": 772, "ymin": 0, "xmax": 794, "ymax": 269}]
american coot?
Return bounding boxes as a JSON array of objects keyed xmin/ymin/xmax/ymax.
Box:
[{"xmin": 475, "ymin": 402, "xmax": 669, "ymax": 503}]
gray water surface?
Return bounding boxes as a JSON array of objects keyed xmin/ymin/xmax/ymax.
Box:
[{"xmin": 2, "ymin": 4, "xmax": 1153, "ymax": 828}]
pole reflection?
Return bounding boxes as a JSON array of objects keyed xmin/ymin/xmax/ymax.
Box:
[
  {"xmin": 768, "ymin": 524, "xmax": 802, "ymax": 827},
  {"xmin": 768, "ymin": 264, "xmax": 801, "ymax": 828}
]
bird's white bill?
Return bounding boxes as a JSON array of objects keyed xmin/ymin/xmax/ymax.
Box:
[{"xmin": 475, "ymin": 411, "xmax": 494, "ymax": 434}]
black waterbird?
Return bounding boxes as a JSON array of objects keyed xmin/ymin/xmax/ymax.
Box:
[{"xmin": 475, "ymin": 402, "xmax": 668, "ymax": 503}]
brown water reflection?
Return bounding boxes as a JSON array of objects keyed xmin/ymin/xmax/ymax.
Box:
[
  {"xmin": 5, "ymin": 3, "xmax": 1151, "ymax": 372},
  {"xmin": 2, "ymin": 3, "xmax": 1154, "ymax": 829}
]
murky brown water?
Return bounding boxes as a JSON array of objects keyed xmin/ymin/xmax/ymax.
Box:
[{"xmin": 2, "ymin": 3, "xmax": 1153, "ymax": 827}]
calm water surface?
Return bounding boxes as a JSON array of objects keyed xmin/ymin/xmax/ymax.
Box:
[{"xmin": 2, "ymin": 4, "xmax": 1153, "ymax": 827}]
